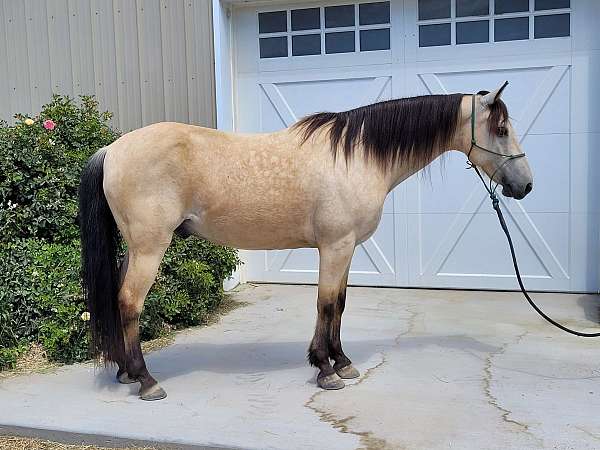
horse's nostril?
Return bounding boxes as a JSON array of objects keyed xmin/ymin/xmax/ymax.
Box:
[{"xmin": 524, "ymin": 183, "xmax": 533, "ymax": 195}]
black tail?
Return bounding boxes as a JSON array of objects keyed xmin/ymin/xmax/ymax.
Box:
[{"xmin": 79, "ymin": 148, "xmax": 123, "ymax": 364}]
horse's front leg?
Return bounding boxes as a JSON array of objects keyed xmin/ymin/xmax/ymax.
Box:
[
  {"xmin": 309, "ymin": 238, "xmax": 355, "ymax": 390},
  {"xmin": 329, "ymin": 269, "xmax": 360, "ymax": 380}
]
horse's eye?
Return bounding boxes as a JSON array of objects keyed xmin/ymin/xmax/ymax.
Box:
[{"xmin": 497, "ymin": 126, "xmax": 508, "ymax": 137}]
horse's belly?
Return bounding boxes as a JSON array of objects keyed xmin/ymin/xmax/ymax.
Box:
[{"xmin": 184, "ymin": 210, "xmax": 315, "ymax": 250}]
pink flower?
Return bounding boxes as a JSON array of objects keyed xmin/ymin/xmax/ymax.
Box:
[{"xmin": 43, "ymin": 119, "xmax": 56, "ymax": 130}]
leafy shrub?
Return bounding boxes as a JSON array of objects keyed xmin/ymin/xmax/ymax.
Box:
[
  {"xmin": 142, "ymin": 239, "xmax": 239, "ymax": 340},
  {"xmin": 0, "ymin": 95, "xmax": 239, "ymax": 369},
  {"xmin": 0, "ymin": 240, "xmax": 88, "ymax": 364},
  {"xmin": 0, "ymin": 95, "xmax": 119, "ymax": 244},
  {"xmin": 0, "ymin": 238, "xmax": 239, "ymax": 367}
]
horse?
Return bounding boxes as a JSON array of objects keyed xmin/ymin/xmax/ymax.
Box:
[{"xmin": 78, "ymin": 82, "xmax": 533, "ymax": 401}]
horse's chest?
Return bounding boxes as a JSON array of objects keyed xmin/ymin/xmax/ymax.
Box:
[{"xmin": 353, "ymin": 204, "xmax": 384, "ymax": 243}]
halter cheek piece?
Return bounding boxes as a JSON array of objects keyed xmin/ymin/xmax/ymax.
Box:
[{"xmin": 466, "ymin": 93, "xmax": 526, "ymax": 197}]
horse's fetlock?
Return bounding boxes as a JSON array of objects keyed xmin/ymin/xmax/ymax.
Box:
[
  {"xmin": 307, "ymin": 347, "xmax": 329, "ymax": 367},
  {"xmin": 126, "ymin": 357, "xmax": 146, "ymax": 378}
]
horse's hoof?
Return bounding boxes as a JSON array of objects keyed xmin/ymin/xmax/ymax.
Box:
[
  {"xmin": 117, "ymin": 371, "xmax": 136, "ymax": 384},
  {"xmin": 336, "ymin": 364, "xmax": 360, "ymax": 379},
  {"xmin": 317, "ymin": 373, "xmax": 345, "ymax": 390},
  {"xmin": 139, "ymin": 384, "xmax": 167, "ymax": 401}
]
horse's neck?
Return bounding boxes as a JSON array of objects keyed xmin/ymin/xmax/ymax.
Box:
[
  {"xmin": 385, "ymin": 146, "xmax": 448, "ymax": 193},
  {"xmin": 385, "ymin": 128, "xmax": 470, "ymax": 192}
]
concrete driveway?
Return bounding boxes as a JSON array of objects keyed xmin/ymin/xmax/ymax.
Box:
[{"xmin": 1, "ymin": 284, "xmax": 599, "ymax": 449}]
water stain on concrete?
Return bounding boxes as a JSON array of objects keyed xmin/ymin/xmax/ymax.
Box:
[
  {"xmin": 304, "ymin": 354, "xmax": 392, "ymax": 450},
  {"xmin": 303, "ymin": 304, "xmax": 420, "ymax": 450}
]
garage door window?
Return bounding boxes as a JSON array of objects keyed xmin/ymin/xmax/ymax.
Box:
[
  {"xmin": 417, "ymin": 0, "xmax": 570, "ymax": 47},
  {"xmin": 258, "ymin": 2, "xmax": 391, "ymax": 58}
]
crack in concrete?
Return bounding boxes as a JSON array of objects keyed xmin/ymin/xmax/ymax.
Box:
[
  {"xmin": 303, "ymin": 305, "xmax": 420, "ymax": 450},
  {"xmin": 394, "ymin": 305, "xmax": 421, "ymax": 345},
  {"xmin": 481, "ymin": 332, "xmax": 543, "ymax": 447},
  {"xmin": 464, "ymin": 347, "xmax": 600, "ymax": 381},
  {"xmin": 304, "ymin": 354, "xmax": 393, "ymax": 450},
  {"xmin": 312, "ymin": 412, "xmax": 389, "ymax": 450},
  {"xmin": 574, "ymin": 425, "xmax": 600, "ymax": 441}
]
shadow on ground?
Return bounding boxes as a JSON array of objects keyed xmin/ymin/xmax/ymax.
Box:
[
  {"xmin": 577, "ymin": 294, "xmax": 600, "ymax": 324},
  {"xmin": 94, "ymin": 335, "xmax": 500, "ymax": 391}
]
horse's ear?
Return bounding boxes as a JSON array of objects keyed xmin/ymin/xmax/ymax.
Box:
[{"xmin": 482, "ymin": 81, "xmax": 509, "ymax": 106}]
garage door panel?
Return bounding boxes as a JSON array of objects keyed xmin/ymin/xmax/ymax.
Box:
[
  {"xmin": 246, "ymin": 249, "xmax": 319, "ymax": 284},
  {"xmin": 408, "ymin": 63, "xmax": 574, "ymax": 288},
  {"xmin": 383, "ymin": 191, "xmax": 394, "ymax": 214},
  {"xmin": 430, "ymin": 67, "xmax": 549, "ymax": 100},
  {"xmin": 570, "ymin": 51, "xmax": 600, "ymax": 134},
  {"xmin": 436, "ymin": 213, "xmax": 551, "ymax": 279},
  {"xmin": 429, "ymin": 67, "xmax": 569, "ymax": 139},
  {"xmin": 435, "ymin": 212, "xmax": 570, "ymax": 280},
  {"xmin": 258, "ymin": 75, "xmax": 392, "ymax": 131},
  {"xmin": 404, "ymin": 152, "xmax": 482, "ymax": 215},
  {"xmin": 276, "ymin": 76, "xmax": 392, "ymax": 117},
  {"xmin": 260, "ymin": 85, "xmax": 290, "ymax": 131},
  {"xmin": 235, "ymin": 1, "xmax": 596, "ymax": 292},
  {"xmin": 513, "ymin": 65, "xmax": 570, "ymax": 138},
  {"xmin": 570, "ymin": 133, "xmax": 600, "ymax": 214},
  {"xmin": 569, "ymin": 212, "xmax": 600, "ymax": 292},
  {"xmin": 407, "ymin": 192, "xmax": 571, "ymax": 287},
  {"xmin": 272, "ymin": 248, "xmax": 318, "ymax": 273},
  {"xmin": 518, "ymin": 133, "xmax": 570, "ymax": 214},
  {"xmin": 408, "ymin": 211, "xmax": 570, "ymax": 289},
  {"xmin": 527, "ymin": 66, "xmax": 570, "ymax": 135}
]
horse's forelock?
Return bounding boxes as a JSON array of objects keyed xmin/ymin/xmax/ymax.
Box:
[{"xmin": 477, "ymin": 90, "xmax": 509, "ymax": 136}]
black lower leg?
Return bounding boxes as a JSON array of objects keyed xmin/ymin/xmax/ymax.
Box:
[
  {"xmin": 308, "ymin": 301, "xmax": 336, "ymax": 377},
  {"xmin": 329, "ymin": 288, "xmax": 352, "ymax": 370},
  {"xmin": 122, "ymin": 315, "xmax": 158, "ymax": 391},
  {"xmin": 116, "ymin": 256, "xmax": 129, "ymax": 380},
  {"xmin": 116, "ymin": 362, "xmax": 127, "ymax": 379}
]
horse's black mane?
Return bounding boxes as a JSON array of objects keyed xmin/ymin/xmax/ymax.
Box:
[{"xmin": 294, "ymin": 92, "xmax": 508, "ymax": 171}]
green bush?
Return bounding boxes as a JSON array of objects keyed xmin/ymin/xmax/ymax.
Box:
[
  {"xmin": 142, "ymin": 239, "xmax": 239, "ymax": 340},
  {"xmin": 0, "ymin": 95, "xmax": 239, "ymax": 369},
  {"xmin": 0, "ymin": 95, "xmax": 119, "ymax": 243},
  {"xmin": 0, "ymin": 240, "xmax": 88, "ymax": 364}
]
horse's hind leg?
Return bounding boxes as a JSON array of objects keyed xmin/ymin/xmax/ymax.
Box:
[
  {"xmin": 329, "ymin": 267, "xmax": 360, "ymax": 380},
  {"xmin": 113, "ymin": 251, "xmax": 138, "ymax": 384},
  {"xmin": 118, "ymin": 240, "xmax": 170, "ymax": 400},
  {"xmin": 309, "ymin": 238, "xmax": 355, "ymax": 390}
]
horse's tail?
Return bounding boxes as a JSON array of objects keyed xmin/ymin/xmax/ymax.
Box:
[{"xmin": 78, "ymin": 148, "xmax": 123, "ymax": 364}]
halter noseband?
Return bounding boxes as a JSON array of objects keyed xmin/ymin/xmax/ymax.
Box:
[{"xmin": 466, "ymin": 92, "xmax": 526, "ymax": 196}]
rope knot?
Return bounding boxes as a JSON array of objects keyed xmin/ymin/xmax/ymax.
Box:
[{"xmin": 491, "ymin": 194, "xmax": 499, "ymax": 209}]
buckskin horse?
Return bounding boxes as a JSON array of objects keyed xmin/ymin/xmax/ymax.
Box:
[{"xmin": 79, "ymin": 82, "xmax": 533, "ymax": 400}]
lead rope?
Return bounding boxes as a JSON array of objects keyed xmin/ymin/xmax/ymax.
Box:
[{"xmin": 468, "ymin": 94, "xmax": 600, "ymax": 338}]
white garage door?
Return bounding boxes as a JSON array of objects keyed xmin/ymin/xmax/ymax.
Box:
[{"xmin": 232, "ymin": 0, "xmax": 599, "ymax": 292}]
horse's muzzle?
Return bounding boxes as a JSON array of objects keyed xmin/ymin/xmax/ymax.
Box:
[{"xmin": 502, "ymin": 182, "xmax": 532, "ymax": 200}]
